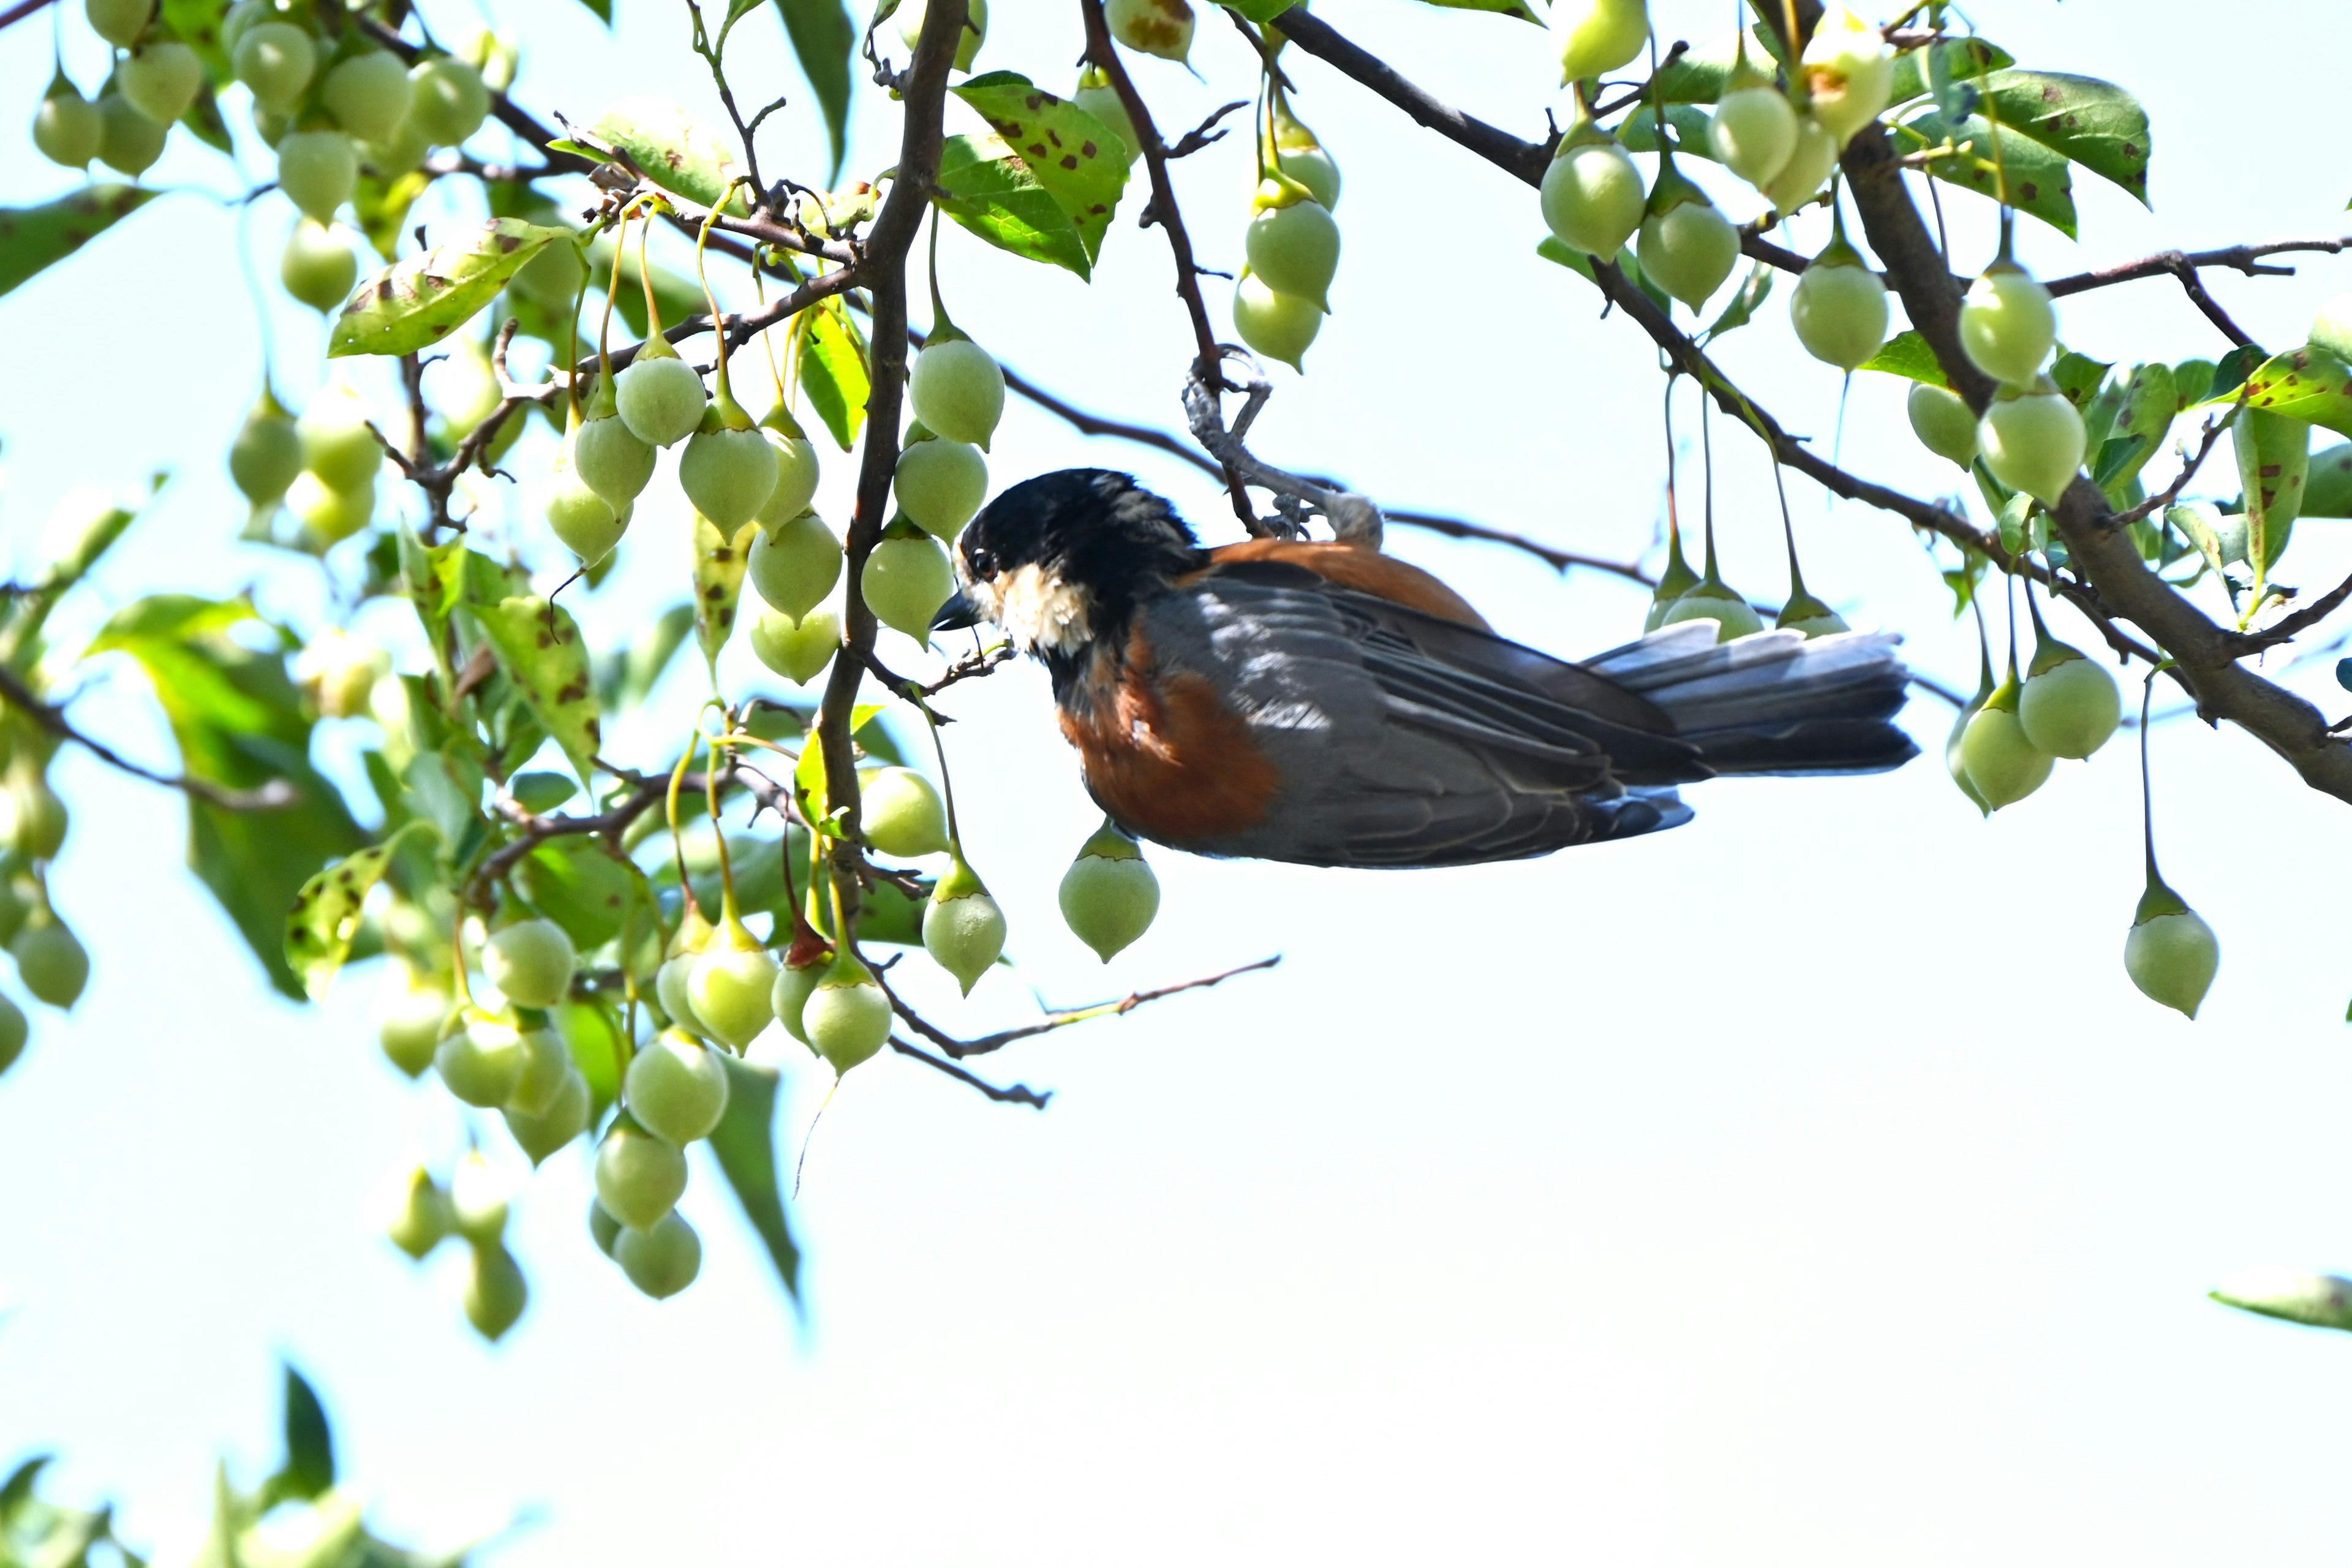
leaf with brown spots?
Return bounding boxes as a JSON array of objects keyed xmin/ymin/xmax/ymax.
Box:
[
  {"xmin": 692, "ymin": 514, "xmax": 761, "ymax": 671},
  {"xmin": 590, "ymin": 97, "xmax": 752, "ymax": 216},
  {"xmin": 2239, "ymin": 344, "xmax": 2352, "ymax": 442},
  {"xmin": 284, "ymin": 821, "xmax": 434, "ymax": 1002},
  {"xmin": 1977, "ymin": 70, "xmax": 2151, "ymax": 207},
  {"xmin": 330, "ymin": 218, "xmax": 572, "ymax": 359},
  {"xmin": 1892, "ymin": 106, "xmax": 2076, "ymax": 238},
  {"xmin": 937, "ymin": 133, "xmax": 1093, "ymax": 279},
  {"xmin": 950, "ymin": 71, "xmax": 1131, "ymax": 264},
  {"xmin": 468, "ymin": 592, "xmax": 603, "ymax": 787},
  {"xmin": 0, "ymin": 185, "xmax": 157, "ymax": 299}
]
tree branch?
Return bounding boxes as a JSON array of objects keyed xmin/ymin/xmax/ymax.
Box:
[
  {"xmin": 0, "ymin": 663, "xmax": 296, "ymax": 812},
  {"xmin": 884, "ymin": 955, "xmax": 1280, "ymax": 1060},
  {"xmin": 888, "ymin": 1036, "xmax": 1053, "ymax": 1107}
]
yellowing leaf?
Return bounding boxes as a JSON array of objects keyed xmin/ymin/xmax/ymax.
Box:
[
  {"xmin": 330, "ymin": 219, "xmax": 571, "ymax": 358},
  {"xmin": 693, "ymin": 514, "xmax": 760, "ymax": 669},
  {"xmin": 950, "ymin": 72, "xmax": 1131, "ymax": 263},
  {"xmin": 468, "ymin": 594, "xmax": 603, "ymax": 786},
  {"xmin": 284, "ymin": 821, "xmax": 431, "ymax": 1001}
]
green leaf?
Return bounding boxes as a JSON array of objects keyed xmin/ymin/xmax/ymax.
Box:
[
  {"xmin": 465, "ymin": 592, "xmax": 603, "ymax": 786},
  {"xmin": 2172, "ymin": 358, "xmax": 2217, "ymax": 410},
  {"xmin": 2210, "ymin": 343, "xmax": 2265, "ymax": 403},
  {"xmin": 1616, "ymin": 105, "xmax": 1717, "ymax": 161},
  {"xmin": 181, "ymin": 77, "xmax": 234, "ymax": 154},
  {"xmin": 2305, "ymin": 440, "xmax": 2352, "ymax": 518},
  {"xmin": 590, "ymin": 97, "xmax": 751, "ymax": 214},
  {"xmin": 692, "ymin": 516, "xmax": 760, "ymax": 669},
  {"xmin": 2099, "ymin": 362, "xmax": 2176, "ymax": 500},
  {"xmin": 797, "ymin": 295, "xmax": 869, "ymax": 450},
  {"xmin": 284, "ymin": 824, "xmax": 427, "ymax": 1002},
  {"xmin": 950, "ymin": 72, "xmax": 1132, "ymax": 264},
  {"xmin": 1700, "ymin": 262, "xmax": 1773, "ymax": 341},
  {"xmin": 351, "ymin": 168, "xmax": 434, "ymax": 264},
  {"xmin": 1536, "ymin": 236, "xmax": 1671, "ymax": 318},
  {"xmin": 1893, "ymin": 107, "xmax": 2076, "ymax": 238},
  {"xmin": 516, "ymin": 836, "xmax": 636, "ymax": 949},
  {"xmin": 1216, "ymin": 0, "xmax": 1296, "ymax": 19},
  {"xmin": 1410, "ymin": 0, "xmax": 1536, "ymax": 18},
  {"xmin": 2239, "ymin": 343, "xmax": 2352, "ymax": 439},
  {"xmin": 330, "ymin": 219, "xmax": 571, "ymax": 358},
  {"xmin": 1977, "ymin": 69, "xmax": 2150, "ymax": 206},
  {"xmin": 936, "ymin": 133, "xmax": 1093, "ymax": 278},
  {"xmin": 273, "ymin": 1366, "xmax": 336, "ymax": 1504},
  {"xmin": 556, "ymin": 999, "xmax": 627, "ymax": 1123},
  {"xmin": 2049, "ymin": 350, "xmax": 2109, "ymax": 415},
  {"xmin": 574, "ymin": 0, "xmax": 612, "ymax": 19},
  {"xmin": 1883, "ymin": 38, "xmax": 2011, "ymax": 108},
  {"xmin": 709, "ymin": 1053, "xmax": 802, "ymax": 1302},
  {"xmin": 1996, "ymin": 489, "xmax": 2032, "ymax": 556},
  {"xmin": 597, "ymin": 601, "xmax": 696, "ymax": 712},
  {"xmin": 0, "ymin": 185, "xmax": 159, "ymax": 298},
  {"xmin": 775, "ymin": 0, "xmax": 856, "ymax": 179},
  {"xmin": 1651, "ymin": 29, "xmax": 1789, "ymax": 105},
  {"xmin": 1856, "ymin": 328, "xmax": 1950, "ymax": 388}
]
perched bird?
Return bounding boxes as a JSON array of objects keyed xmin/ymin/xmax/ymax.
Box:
[{"xmin": 935, "ymin": 469, "xmax": 1916, "ymax": 869}]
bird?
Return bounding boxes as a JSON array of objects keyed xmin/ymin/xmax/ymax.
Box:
[{"xmin": 932, "ymin": 468, "xmax": 1917, "ymax": 869}]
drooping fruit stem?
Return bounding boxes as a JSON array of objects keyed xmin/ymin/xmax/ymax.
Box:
[
  {"xmin": 703, "ymin": 729, "xmax": 742, "ymax": 927},
  {"xmin": 695, "ymin": 184, "xmax": 748, "ymax": 418}
]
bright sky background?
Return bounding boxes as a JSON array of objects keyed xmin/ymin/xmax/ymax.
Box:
[{"xmin": 6, "ymin": 1, "xmax": 2352, "ymax": 1562}]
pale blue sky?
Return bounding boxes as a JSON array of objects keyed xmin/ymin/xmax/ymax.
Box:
[{"xmin": 5, "ymin": 1, "xmax": 2352, "ymax": 1562}]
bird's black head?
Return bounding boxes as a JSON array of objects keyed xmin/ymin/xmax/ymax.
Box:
[{"xmin": 943, "ymin": 469, "xmax": 1204, "ymax": 661}]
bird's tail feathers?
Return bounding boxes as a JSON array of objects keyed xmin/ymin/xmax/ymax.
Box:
[{"xmin": 1585, "ymin": 624, "xmax": 1918, "ymax": 776}]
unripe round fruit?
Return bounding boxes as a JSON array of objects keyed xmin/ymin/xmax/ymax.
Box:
[
  {"xmin": 280, "ymin": 219, "xmax": 356, "ymax": 313},
  {"xmin": 1980, "ymin": 386, "xmax": 2085, "ymax": 507},
  {"xmin": 588, "ymin": 1199, "xmax": 622, "ymax": 1257},
  {"xmin": 0, "ymin": 877, "xmax": 27, "ymax": 949},
  {"xmin": 893, "ymin": 439, "xmax": 987, "ymax": 538},
  {"xmin": 286, "ymin": 472, "xmax": 374, "ymax": 545},
  {"xmin": 295, "ymin": 626, "xmax": 382, "ymax": 719},
  {"xmin": 1779, "ymin": 608, "xmax": 1849, "ymax": 638},
  {"xmin": 435, "ymin": 1016, "xmax": 526, "ymax": 1106},
  {"xmin": 1906, "ymin": 382, "xmax": 1978, "ymax": 467},
  {"xmin": 1789, "ymin": 257, "xmax": 1889, "ymax": 371},
  {"xmin": 748, "ymin": 510, "xmax": 841, "ymax": 618},
  {"xmin": 616, "ymin": 1210, "xmax": 703, "ymax": 1298},
  {"xmin": 1959, "ymin": 265, "xmax": 2056, "ymax": 386},
  {"xmin": 679, "ymin": 425, "xmax": 779, "ymax": 528},
  {"xmin": 1277, "ymin": 143, "xmax": 1340, "ymax": 211},
  {"xmin": 218, "ymin": 0, "xmax": 271, "ymax": 58},
  {"xmin": 1552, "ymin": 0, "xmax": 1647, "ymax": 82},
  {"xmin": 1106, "ymin": 0, "xmax": 1193, "ymax": 62},
  {"xmin": 462, "ymin": 1242, "xmax": 527, "ymax": 1341},
  {"xmin": 509, "ymin": 232, "xmax": 584, "ymax": 314},
  {"xmin": 505, "ymin": 1025, "xmax": 571, "ymax": 1117},
  {"xmin": 908, "ymin": 339, "xmax": 1006, "ymax": 447},
  {"xmin": 862, "ymin": 532, "xmax": 956, "ymax": 640},
  {"xmin": 2125, "ymin": 905, "xmax": 2219, "ymax": 1019},
  {"xmin": 1073, "ymin": 68, "xmax": 1140, "ymax": 165},
  {"xmin": 1658, "ymin": 584, "xmax": 1765, "ymax": 642},
  {"xmin": 895, "ymin": 0, "xmax": 986, "ymax": 70},
  {"xmin": 503, "ymin": 1066, "xmax": 590, "ymax": 1164},
  {"xmin": 573, "ymin": 412, "xmax": 657, "ymax": 508},
  {"xmin": 1060, "ymin": 838, "xmax": 1158, "ymax": 962},
  {"xmin": 625, "ymin": 1029, "xmax": 733, "ymax": 1141},
  {"xmin": 1638, "ymin": 199, "xmax": 1739, "ymax": 310},
  {"xmin": 448, "ymin": 1151, "xmax": 508, "ymax": 1243},
  {"xmin": 119, "ymin": 42, "xmax": 204, "ymax": 126},
  {"xmin": 1540, "ymin": 138, "xmax": 1645, "ymax": 260},
  {"xmin": 1232, "ymin": 271, "xmax": 1322, "ymax": 371},
  {"xmin": 233, "ymin": 22, "xmax": 317, "ymax": 114},
  {"xmin": 1800, "ymin": 4, "xmax": 1894, "ymax": 147},
  {"xmin": 771, "ymin": 959, "xmax": 822, "ymax": 1045},
  {"xmin": 12, "ymin": 919, "xmax": 86, "ymax": 1008},
  {"xmin": 276, "ymin": 130, "xmax": 358, "ymax": 222},
  {"xmin": 0, "ymin": 993, "xmax": 21, "ymax": 1077},
  {"xmin": 483, "ymin": 918, "xmax": 575, "ymax": 1008},
  {"xmin": 34, "ymin": 88, "xmax": 104, "ymax": 168},
  {"xmin": 595, "ymin": 1118, "xmax": 688, "ymax": 1230},
  {"xmin": 96, "ymin": 93, "xmax": 167, "ymax": 176},
  {"xmin": 322, "ymin": 50, "xmax": 413, "ymax": 143},
  {"xmin": 1958, "ymin": 701, "xmax": 2051, "ymax": 809},
  {"xmin": 85, "ymin": 0, "xmax": 153, "ymax": 47},
  {"xmin": 407, "ymin": 56, "xmax": 489, "ymax": 147},
  {"xmin": 657, "ymin": 951, "xmax": 706, "ymax": 1036},
  {"xmin": 748, "ymin": 605, "xmax": 839, "ymax": 685},
  {"xmin": 298, "ymin": 391, "xmax": 382, "ymax": 491},
  {"xmin": 861, "ymin": 767, "xmax": 949, "ymax": 858},
  {"xmin": 615, "ymin": 355, "xmax": 707, "ymax": 448},
  {"xmin": 2, "ymin": 770, "xmax": 67, "ymax": 860},
  {"xmin": 381, "ymin": 1166, "xmax": 450, "ymax": 1259},
  {"xmin": 1709, "ymin": 85, "xmax": 1798, "ymax": 189},
  {"xmin": 803, "ymin": 970, "xmax": 892, "ymax": 1074},
  {"xmin": 546, "ymin": 466, "xmax": 627, "ymax": 565},
  {"xmin": 1762, "ymin": 115, "xmax": 1838, "ymax": 217},
  {"xmin": 688, "ymin": 941, "xmax": 778, "ymax": 1054},
  {"xmin": 2309, "ymin": 293, "xmax": 2352, "ymax": 360},
  {"xmin": 924, "ymin": 889, "xmax": 1005, "ymax": 997},
  {"xmin": 377, "ymin": 964, "xmax": 448, "ymax": 1077},
  {"xmin": 2018, "ymin": 655, "xmax": 2119, "ymax": 760},
  {"xmin": 759, "ymin": 432, "xmax": 821, "ymax": 523},
  {"xmin": 1245, "ymin": 194, "xmax": 1340, "ymax": 312},
  {"xmin": 359, "ymin": 113, "xmax": 429, "ymax": 176},
  {"xmin": 230, "ymin": 399, "xmax": 303, "ymax": 507}
]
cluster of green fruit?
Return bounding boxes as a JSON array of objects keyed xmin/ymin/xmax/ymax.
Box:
[
  {"xmin": 0, "ymin": 765, "xmax": 90, "ymax": 1082},
  {"xmin": 380, "ymin": 1153, "xmax": 531, "ymax": 1337},
  {"xmin": 228, "ymin": 379, "xmax": 388, "ymax": 549},
  {"xmin": 1898, "ymin": 251, "xmax": 2089, "ymax": 506},
  {"xmin": 1230, "ymin": 102, "xmax": 1343, "ymax": 374}
]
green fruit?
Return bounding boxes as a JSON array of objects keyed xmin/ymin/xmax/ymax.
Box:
[
  {"xmin": 448, "ymin": 1151, "xmax": 508, "ymax": 1243},
  {"xmin": 505, "ymin": 1025, "xmax": 571, "ymax": 1117},
  {"xmin": 1232, "ymin": 271, "xmax": 1322, "ymax": 371},
  {"xmin": 96, "ymin": 93, "xmax": 167, "ymax": 176},
  {"xmin": 462, "ymin": 1242, "xmax": 527, "ymax": 1341},
  {"xmin": 895, "ymin": 0, "xmax": 986, "ymax": 70},
  {"xmin": 277, "ymin": 129, "xmax": 357, "ymax": 222},
  {"xmin": 407, "ymin": 56, "xmax": 488, "ymax": 146},
  {"xmin": 230, "ymin": 394, "xmax": 303, "ymax": 507},
  {"xmin": 759, "ymin": 431, "xmax": 821, "ymax": 523},
  {"xmin": 281, "ymin": 218, "xmax": 357, "ymax": 313},
  {"xmin": 749, "ymin": 605, "xmax": 839, "ymax": 685},
  {"xmin": 573, "ymin": 410, "xmax": 657, "ymax": 507},
  {"xmin": 435, "ymin": 1015, "xmax": 526, "ymax": 1106},
  {"xmin": 803, "ymin": 961, "xmax": 892, "ymax": 1074},
  {"xmin": 2125, "ymin": 883, "xmax": 2218, "ymax": 1019},
  {"xmin": 85, "ymin": 0, "xmax": 154, "ymax": 47},
  {"xmin": 1906, "ymin": 382, "xmax": 1978, "ymax": 467},
  {"xmin": 1658, "ymin": 582, "xmax": 1763, "ymax": 642},
  {"xmin": 625, "ymin": 1028, "xmax": 733, "ymax": 1141},
  {"xmin": 589, "ymin": 1199, "xmax": 622, "ymax": 1257},
  {"xmin": 615, "ymin": 355, "xmax": 707, "ymax": 448},
  {"xmin": 909, "ymin": 339, "xmax": 1006, "ymax": 447},
  {"xmin": 2308, "ymin": 293, "xmax": 2352, "ymax": 360},
  {"xmin": 298, "ymin": 388, "xmax": 383, "ymax": 491},
  {"xmin": 547, "ymin": 438, "xmax": 628, "ymax": 565},
  {"xmin": 119, "ymin": 42, "xmax": 204, "ymax": 126},
  {"xmin": 483, "ymin": 918, "xmax": 575, "ymax": 1009},
  {"xmin": 1637, "ymin": 195, "xmax": 1738, "ymax": 311},
  {"xmin": 861, "ymin": 767, "xmax": 949, "ymax": 858},
  {"xmin": 2, "ymin": 767, "xmax": 67, "ymax": 860},
  {"xmin": 382, "ymin": 1166, "xmax": 450, "ymax": 1259},
  {"xmin": 861, "ymin": 532, "xmax": 956, "ymax": 641},
  {"xmin": 1777, "ymin": 608, "xmax": 1850, "ymax": 638},
  {"xmin": 1245, "ymin": 189, "xmax": 1340, "ymax": 312},
  {"xmin": 2018, "ymin": 650, "xmax": 2119, "ymax": 760},
  {"xmin": 1709, "ymin": 85, "xmax": 1798, "ymax": 189},
  {"xmin": 1106, "ymin": 0, "xmax": 1193, "ymax": 62},
  {"xmin": 595, "ymin": 1115, "xmax": 688, "ymax": 1230},
  {"xmin": 1958, "ymin": 683, "xmax": 2051, "ymax": 810},
  {"xmin": 1551, "ymin": 0, "xmax": 1647, "ymax": 82},
  {"xmin": 1958, "ymin": 262, "xmax": 2056, "ymax": 386},
  {"xmin": 1762, "ymin": 114, "xmax": 1838, "ymax": 217},
  {"xmin": 12, "ymin": 910, "xmax": 88, "ymax": 1006},
  {"xmin": 34, "ymin": 85, "xmax": 104, "ymax": 168},
  {"xmin": 509, "ymin": 230, "xmax": 586, "ymax": 313},
  {"xmin": 924, "ymin": 862, "xmax": 1004, "ymax": 997},
  {"xmin": 1789, "ymin": 243, "xmax": 1888, "ymax": 371},
  {"xmin": 2233, "ymin": 407, "xmax": 2309, "ymax": 575},
  {"xmin": 1277, "ymin": 143, "xmax": 1340, "ymax": 210},
  {"xmin": 358, "ymin": 113, "xmax": 430, "ymax": 176},
  {"xmin": 615, "ymin": 1210, "xmax": 703, "ymax": 1298},
  {"xmin": 322, "ymin": 50, "xmax": 412, "ymax": 143},
  {"xmin": 0, "ymin": 874, "xmax": 28, "ymax": 949},
  {"xmin": 771, "ymin": 957, "xmax": 823, "ymax": 1045},
  {"xmin": 1072, "ymin": 66, "xmax": 1140, "ymax": 165},
  {"xmin": 680, "ymin": 425, "xmax": 779, "ymax": 528},
  {"xmin": 688, "ymin": 933, "xmax": 778, "ymax": 1053},
  {"xmin": 1980, "ymin": 383, "xmax": 2085, "ymax": 507},
  {"xmin": 503, "ymin": 1067, "xmax": 590, "ymax": 1164},
  {"xmin": 893, "ymin": 438, "xmax": 987, "ymax": 538},
  {"xmin": 286, "ymin": 472, "xmax": 375, "ymax": 545},
  {"xmin": 233, "ymin": 21, "xmax": 316, "ymax": 114},
  {"xmin": 1058, "ymin": 820, "xmax": 1158, "ymax": 962},
  {"xmin": 2209, "ymin": 1267, "xmax": 2352, "ymax": 1330},
  {"xmin": 748, "ymin": 509, "xmax": 841, "ymax": 618},
  {"xmin": 1798, "ymin": 3, "xmax": 1894, "ymax": 146},
  {"xmin": 218, "ymin": 0, "xmax": 273, "ymax": 58},
  {"xmin": 0, "ymin": 993, "xmax": 26, "ymax": 1078},
  {"xmin": 1945, "ymin": 687, "xmax": 1991, "ymax": 815},
  {"xmin": 377, "ymin": 963, "xmax": 448, "ymax": 1077},
  {"xmin": 657, "ymin": 951, "xmax": 706, "ymax": 1036}
]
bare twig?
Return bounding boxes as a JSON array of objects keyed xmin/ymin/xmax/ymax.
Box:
[
  {"xmin": 0, "ymin": 663, "xmax": 297, "ymax": 812},
  {"xmin": 887, "ymin": 956, "xmax": 1281, "ymax": 1061},
  {"xmin": 888, "ymin": 1036, "xmax": 1054, "ymax": 1107},
  {"xmin": 2232, "ymin": 567, "xmax": 2352, "ymax": 655},
  {"xmin": 2045, "ymin": 238, "xmax": 2352, "ymax": 297},
  {"xmin": 0, "ymin": 0, "xmax": 58, "ymax": 32}
]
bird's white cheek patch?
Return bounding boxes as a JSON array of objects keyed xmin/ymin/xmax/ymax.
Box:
[{"xmin": 990, "ymin": 565, "xmax": 1095, "ymax": 655}]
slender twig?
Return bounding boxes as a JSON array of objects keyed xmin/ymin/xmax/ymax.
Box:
[
  {"xmin": 888, "ymin": 1036, "xmax": 1054, "ymax": 1107},
  {"xmin": 887, "ymin": 956, "xmax": 1281, "ymax": 1061},
  {"xmin": 0, "ymin": 663, "xmax": 296, "ymax": 812},
  {"xmin": 2231, "ymin": 567, "xmax": 2352, "ymax": 655},
  {"xmin": 0, "ymin": 0, "xmax": 58, "ymax": 31},
  {"xmin": 2044, "ymin": 238, "xmax": 2352, "ymax": 296}
]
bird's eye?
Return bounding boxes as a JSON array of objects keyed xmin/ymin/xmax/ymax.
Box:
[{"xmin": 965, "ymin": 546, "xmax": 997, "ymax": 580}]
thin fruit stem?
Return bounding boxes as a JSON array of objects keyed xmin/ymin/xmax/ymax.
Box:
[
  {"xmin": 704, "ymin": 728, "xmax": 742, "ymax": 925},
  {"xmin": 1699, "ymin": 391, "xmax": 1720, "ymax": 579},
  {"xmin": 563, "ymin": 241, "xmax": 590, "ymax": 422},
  {"xmin": 695, "ymin": 185, "xmax": 745, "ymax": 407},
  {"xmin": 597, "ymin": 208, "xmax": 633, "ymax": 387},
  {"xmin": 923, "ymin": 711, "xmax": 963, "ymax": 851},
  {"xmin": 2139, "ymin": 666, "xmax": 2161, "ymax": 884}
]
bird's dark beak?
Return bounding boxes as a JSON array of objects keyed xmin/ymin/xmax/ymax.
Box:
[{"xmin": 932, "ymin": 587, "xmax": 982, "ymax": 632}]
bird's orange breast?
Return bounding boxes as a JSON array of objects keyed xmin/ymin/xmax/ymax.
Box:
[{"xmin": 1058, "ymin": 624, "xmax": 1281, "ymax": 844}]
